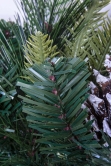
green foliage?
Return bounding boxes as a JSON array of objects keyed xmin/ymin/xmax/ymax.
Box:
[
  {"xmin": 16, "ymin": 0, "xmax": 110, "ymax": 50},
  {"xmin": 88, "ymin": 132, "xmax": 111, "ymax": 166},
  {"xmin": 0, "ymin": 21, "xmax": 33, "ymax": 165},
  {"xmin": 0, "ymin": 67, "xmax": 37, "ymax": 166},
  {"xmin": 0, "ymin": 0, "xmax": 111, "ymax": 165},
  {"xmin": 0, "ymin": 19, "xmax": 25, "ymax": 74},
  {"xmin": 16, "ymin": 57, "xmax": 104, "ymax": 165},
  {"xmin": 64, "ymin": 16, "xmax": 111, "ymax": 72},
  {"xmin": 0, "ymin": 19, "xmax": 24, "ymax": 50},
  {"xmin": 24, "ymin": 31, "xmax": 59, "ymax": 65}
]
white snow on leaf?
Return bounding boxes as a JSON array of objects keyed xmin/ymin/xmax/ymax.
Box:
[
  {"xmin": 93, "ymin": 133, "xmax": 99, "ymax": 141},
  {"xmin": 104, "ymin": 58, "xmax": 111, "ymax": 68},
  {"xmin": 106, "ymin": 93, "xmax": 111, "ymax": 105},
  {"xmin": 105, "ymin": 54, "xmax": 110, "ymax": 59},
  {"xmin": 4, "ymin": 128, "xmax": 15, "ymax": 133},
  {"xmin": 103, "ymin": 142, "xmax": 109, "ymax": 147},
  {"xmin": 89, "ymin": 81, "xmax": 97, "ymax": 94},
  {"xmin": 88, "ymin": 94, "xmax": 103, "ymax": 105},
  {"xmin": 92, "ymin": 154, "xmax": 100, "ymax": 158},
  {"xmin": 81, "ymin": 102, "xmax": 91, "ymax": 112},
  {"xmin": 93, "ymin": 69, "xmax": 109, "ymax": 85},
  {"xmin": 93, "ymin": 69, "xmax": 99, "ymax": 77},
  {"xmin": 103, "ymin": 118, "xmax": 111, "ymax": 137},
  {"xmin": 90, "ymin": 115, "xmax": 100, "ymax": 131},
  {"xmin": 81, "ymin": 103, "xmax": 87, "ymax": 109},
  {"xmin": 85, "ymin": 118, "xmax": 88, "ymax": 122},
  {"xmin": 89, "ymin": 81, "xmax": 96, "ymax": 89},
  {"xmin": 96, "ymin": 74, "xmax": 109, "ymax": 84},
  {"xmin": 88, "ymin": 94, "xmax": 102, "ymax": 108},
  {"xmin": 88, "ymin": 94, "xmax": 105, "ymax": 115},
  {"xmin": 109, "ymin": 73, "xmax": 111, "ymax": 79}
]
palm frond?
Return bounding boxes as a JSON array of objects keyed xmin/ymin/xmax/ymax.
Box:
[{"xmin": 65, "ymin": 17, "xmax": 111, "ymax": 72}]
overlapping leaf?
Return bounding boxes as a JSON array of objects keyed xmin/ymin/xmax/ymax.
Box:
[
  {"xmin": 65, "ymin": 18, "xmax": 111, "ymax": 72},
  {"xmin": 0, "ymin": 20, "xmax": 25, "ymax": 74},
  {"xmin": 17, "ymin": 57, "xmax": 103, "ymax": 164},
  {"xmin": 16, "ymin": 0, "xmax": 110, "ymax": 50}
]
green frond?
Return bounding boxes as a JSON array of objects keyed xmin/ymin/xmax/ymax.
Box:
[
  {"xmin": 0, "ymin": 48, "xmax": 33, "ymax": 166},
  {"xmin": 24, "ymin": 31, "xmax": 59, "ymax": 65},
  {"xmin": 17, "ymin": 0, "xmax": 110, "ymax": 50},
  {"xmin": 91, "ymin": 132, "xmax": 111, "ymax": 166},
  {"xmin": 1, "ymin": 1, "xmax": 111, "ymax": 165},
  {"xmin": 0, "ymin": 20, "xmax": 25, "ymax": 74},
  {"xmin": 64, "ymin": 18, "xmax": 111, "ymax": 72},
  {"xmin": 16, "ymin": 57, "xmax": 104, "ymax": 165},
  {"xmin": 0, "ymin": 79, "xmax": 35, "ymax": 166}
]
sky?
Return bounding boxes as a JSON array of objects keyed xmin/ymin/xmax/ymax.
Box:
[
  {"xmin": 0, "ymin": 0, "xmax": 18, "ymax": 21},
  {"xmin": 0, "ymin": 0, "xmax": 111, "ymax": 21}
]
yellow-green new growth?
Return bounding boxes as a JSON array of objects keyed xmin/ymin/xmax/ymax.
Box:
[{"xmin": 24, "ymin": 31, "xmax": 59, "ymax": 65}]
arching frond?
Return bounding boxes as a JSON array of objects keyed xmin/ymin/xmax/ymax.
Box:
[{"xmin": 24, "ymin": 31, "xmax": 59, "ymax": 65}]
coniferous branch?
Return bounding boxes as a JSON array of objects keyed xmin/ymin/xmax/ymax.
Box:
[
  {"xmin": 64, "ymin": 18, "xmax": 111, "ymax": 72},
  {"xmin": 0, "ymin": 19, "xmax": 25, "ymax": 74},
  {"xmin": 60, "ymin": 0, "xmax": 111, "ymax": 69},
  {"xmin": 0, "ymin": 1, "xmax": 111, "ymax": 165},
  {"xmin": 15, "ymin": 0, "xmax": 111, "ymax": 50},
  {"xmin": 16, "ymin": 56, "xmax": 107, "ymax": 165},
  {"xmin": 0, "ymin": 20, "xmax": 36, "ymax": 165}
]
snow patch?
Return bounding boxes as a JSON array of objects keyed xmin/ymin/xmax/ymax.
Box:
[
  {"xmin": 81, "ymin": 103, "xmax": 87, "ymax": 109},
  {"xmin": 109, "ymin": 73, "xmax": 111, "ymax": 79},
  {"xmin": 93, "ymin": 69, "xmax": 99, "ymax": 77},
  {"xmin": 93, "ymin": 69, "xmax": 109, "ymax": 85},
  {"xmin": 89, "ymin": 81, "xmax": 96, "ymax": 89},
  {"xmin": 88, "ymin": 94, "xmax": 102, "ymax": 108},
  {"xmin": 104, "ymin": 58, "xmax": 111, "ymax": 68},
  {"xmin": 103, "ymin": 118, "xmax": 111, "ymax": 137},
  {"xmin": 106, "ymin": 93, "xmax": 111, "ymax": 105},
  {"xmin": 89, "ymin": 82, "xmax": 97, "ymax": 94},
  {"xmin": 103, "ymin": 142, "xmax": 109, "ymax": 147},
  {"xmin": 105, "ymin": 54, "xmax": 110, "ymax": 59},
  {"xmin": 90, "ymin": 115, "xmax": 100, "ymax": 131},
  {"xmin": 88, "ymin": 94, "xmax": 104, "ymax": 114}
]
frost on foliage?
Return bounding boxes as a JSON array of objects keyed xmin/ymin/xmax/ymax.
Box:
[
  {"xmin": 106, "ymin": 93, "xmax": 111, "ymax": 107},
  {"xmin": 93, "ymin": 69, "xmax": 109, "ymax": 87},
  {"xmin": 88, "ymin": 94, "xmax": 106, "ymax": 116},
  {"xmin": 104, "ymin": 54, "xmax": 111, "ymax": 73},
  {"xmin": 82, "ymin": 55, "xmax": 111, "ymax": 140},
  {"xmin": 89, "ymin": 81, "xmax": 99, "ymax": 96},
  {"xmin": 81, "ymin": 103, "xmax": 87, "ymax": 110},
  {"xmin": 81, "ymin": 102, "xmax": 90, "ymax": 112},
  {"xmin": 105, "ymin": 54, "xmax": 110, "ymax": 59},
  {"xmin": 103, "ymin": 142, "xmax": 109, "ymax": 147},
  {"xmin": 104, "ymin": 54, "xmax": 111, "ymax": 79},
  {"xmin": 81, "ymin": 102, "xmax": 93, "ymax": 114},
  {"xmin": 104, "ymin": 58, "xmax": 111, "ymax": 71},
  {"xmin": 93, "ymin": 69, "xmax": 111, "ymax": 95},
  {"xmin": 103, "ymin": 118, "xmax": 111, "ymax": 137},
  {"xmin": 106, "ymin": 93, "xmax": 111, "ymax": 125},
  {"xmin": 90, "ymin": 115, "xmax": 100, "ymax": 132}
]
